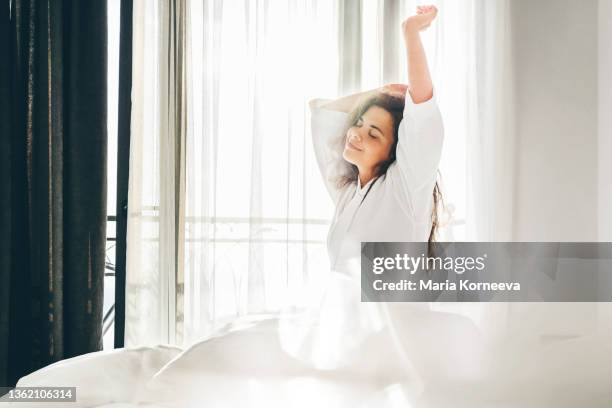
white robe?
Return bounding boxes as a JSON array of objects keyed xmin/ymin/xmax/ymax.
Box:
[
  {"xmin": 273, "ymin": 90, "xmax": 448, "ymax": 375},
  {"xmin": 309, "ymin": 89, "xmax": 444, "ymax": 280}
]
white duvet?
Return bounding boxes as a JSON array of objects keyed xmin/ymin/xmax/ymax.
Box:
[{"xmin": 5, "ymin": 307, "xmax": 612, "ymax": 408}]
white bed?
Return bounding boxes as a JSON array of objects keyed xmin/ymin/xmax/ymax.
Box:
[{"xmin": 5, "ymin": 307, "xmax": 612, "ymax": 408}]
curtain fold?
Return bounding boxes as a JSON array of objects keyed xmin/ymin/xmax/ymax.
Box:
[
  {"xmin": 0, "ymin": 0, "xmax": 107, "ymax": 387},
  {"xmin": 465, "ymin": 0, "xmax": 515, "ymax": 241},
  {"xmin": 125, "ymin": 0, "xmax": 188, "ymax": 347}
]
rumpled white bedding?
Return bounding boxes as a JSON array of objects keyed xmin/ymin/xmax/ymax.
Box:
[
  {"xmin": 4, "ymin": 307, "xmax": 612, "ymax": 408},
  {"xmin": 3, "ymin": 343, "xmax": 182, "ymax": 408}
]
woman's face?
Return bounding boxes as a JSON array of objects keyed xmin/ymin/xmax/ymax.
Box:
[{"xmin": 343, "ymin": 105, "xmax": 395, "ymax": 173}]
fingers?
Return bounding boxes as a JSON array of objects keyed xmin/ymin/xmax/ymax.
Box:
[
  {"xmin": 416, "ymin": 5, "xmax": 437, "ymax": 15},
  {"xmin": 404, "ymin": 5, "xmax": 437, "ymax": 33},
  {"xmin": 380, "ymin": 83, "xmax": 408, "ymax": 98},
  {"xmin": 390, "ymin": 83, "xmax": 408, "ymax": 93}
]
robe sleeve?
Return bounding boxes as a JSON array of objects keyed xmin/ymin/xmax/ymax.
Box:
[
  {"xmin": 309, "ymin": 99, "xmax": 354, "ymax": 205},
  {"xmin": 387, "ymin": 88, "xmax": 444, "ymax": 218}
]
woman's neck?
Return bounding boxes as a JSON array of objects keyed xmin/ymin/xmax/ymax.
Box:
[{"xmin": 358, "ymin": 169, "xmax": 377, "ymax": 187}]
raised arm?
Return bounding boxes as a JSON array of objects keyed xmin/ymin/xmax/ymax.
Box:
[
  {"xmin": 402, "ymin": 5, "xmax": 438, "ymax": 104},
  {"xmin": 310, "ymin": 87, "xmax": 380, "ymax": 113},
  {"xmin": 386, "ymin": 5, "xmax": 443, "ymax": 218}
]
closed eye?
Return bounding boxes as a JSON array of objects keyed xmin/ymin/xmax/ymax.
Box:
[
  {"xmin": 368, "ymin": 124, "xmax": 384, "ymax": 138},
  {"xmin": 357, "ymin": 117, "xmax": 382, "ymax": 138}
]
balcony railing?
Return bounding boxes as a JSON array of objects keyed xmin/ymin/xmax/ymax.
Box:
[
  {"xmin": 103, "ymin": 215, "xmax": 117, "ymax": 346},
  {"xmin": 103, "ymin": 209, "xmax": 466, "ymax": 348}
]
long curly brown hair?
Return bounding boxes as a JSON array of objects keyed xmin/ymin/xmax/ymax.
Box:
[{"xmin": 337, "ymin": 92, "xmax": 443, "ymax": 249}]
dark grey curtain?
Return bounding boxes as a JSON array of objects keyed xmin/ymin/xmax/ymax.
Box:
[{"xmin": 0, "ymin": 0, "xmax": 107, "ymax": 387}]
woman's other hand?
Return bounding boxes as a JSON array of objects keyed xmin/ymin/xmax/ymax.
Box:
[
  {"xmin": 402, "ymin": 5, "xmax": 438, "ymax": 33},
  {"xmin": 380, "ymin": 83, "xmax": 408, "ymax": 99}
]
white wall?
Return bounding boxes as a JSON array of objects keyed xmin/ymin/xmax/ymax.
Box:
[
  {"xmin": 511, "ymin": 0, "xmax": 599, "ymax": 241},
  {"xmin": 599, "ymin": 0, "xmax": 612, "ymax": 241}
]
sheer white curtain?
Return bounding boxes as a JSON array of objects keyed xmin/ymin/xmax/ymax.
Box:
[
  {"xmin": 463, "ymin": 0, "xmax": 515, "ymax": 242},
  {"xmin": 126, "ymin": 0, "xmax": 342, "ymax": 347},
  {"xmin": 125, "ymin": 0, "xmax": 515, "ymax": 347},
  {"xmin": 126, "ymin": 0, "xmax": 164, "ymax": 347},
  {"xmin": 181, "ymin": 0, "xmax": 342, "ymax": 346}
]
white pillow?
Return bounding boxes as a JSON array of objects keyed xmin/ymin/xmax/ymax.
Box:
[{"xmin": 11, "ymin": 345, "xmax": 182, "ymax": 408}]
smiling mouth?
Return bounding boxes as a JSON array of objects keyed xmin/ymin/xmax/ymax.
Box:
[{"xmin": 346, "ymin": 140, "xmax": 363, "ymax": 151}]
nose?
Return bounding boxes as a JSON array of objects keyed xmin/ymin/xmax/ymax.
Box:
[{"xmin": 349, "ymin": 129, "xmax": 362, "ymax": 142}]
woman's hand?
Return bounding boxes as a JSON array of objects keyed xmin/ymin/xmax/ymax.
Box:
[
  {"xmin": 380, "ymin": 83, "xmax": 408, "ymax": 99},
  {"xmin": 402, "ymin": 5, "xmax": 438, "ymax": 34}
]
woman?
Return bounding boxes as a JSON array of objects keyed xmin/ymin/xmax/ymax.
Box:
[
  {"xmin": 279, "ymin": 8, "xmax": 485, "ymax": 389},
  {"xmin": 310, "ymin": 5, "xmax": 444, "ymax": 280},
  {"xmin": 275, "ymin": 5, "xmax": 453, "ymax": 376}
]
